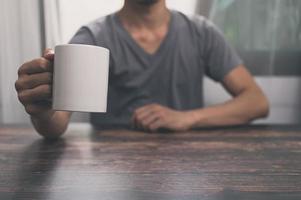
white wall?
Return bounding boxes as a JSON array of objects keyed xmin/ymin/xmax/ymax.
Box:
[{"xmin": 59, "ymin": 0, "xmax": 197, "ymax": 43}]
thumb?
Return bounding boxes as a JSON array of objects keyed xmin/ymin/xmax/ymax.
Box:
[{"xmin": 43, "ymin": 48, "xmax": 55, "ymax": 60}]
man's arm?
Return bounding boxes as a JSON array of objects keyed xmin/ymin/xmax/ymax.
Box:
[
  {"xmin": 31, "ymin": 111, "xmax": 72, "ymax": 139},
  {"xmin": 132, "ymin": 65, "xmax": 269, "ymax": 131},
  {"xmin": 15, "ymin": 49, "xmax": 72, "ymax": 139},
  {"xmin": 188, "ymin": 65, "xmax": 269, "ymax": 127}
]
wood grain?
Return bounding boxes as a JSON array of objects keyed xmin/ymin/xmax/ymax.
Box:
[{"xmin": 0, "ymin": 124, "xmax": 300, "ymax": 200}]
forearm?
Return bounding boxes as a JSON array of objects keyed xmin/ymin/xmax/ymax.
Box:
[
  {"xmin": 31, "ymin": 111, "xmax": 71, "ymax": 139},
  {"xmin": 188, "ymin": 89, "xmax": 269, "ymax": 128}
]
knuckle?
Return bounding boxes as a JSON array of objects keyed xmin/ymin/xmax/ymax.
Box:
[
  {"xmin": 25, "ymin": 105, "xmax": 32, "ymax": 114},
  {"xmin": 15, "ymin": 79, "xmax": 27, "ymax": 91},
  {"xmin": 18, "ymin": 64, "xmax": 26, "ymax": 75},
  {"xmin": 25, "ymin": 105, "xmax": 35, "ymax": 115},
  {"xmin": 44, "ymin": 48, "xmax": 52, "ymax": 55},
  {"xmin": 18, "ymin": 60, "xmax": 36, "ymax": 75},
  {"xmin": 17, "ymin": 67, "xmax": 22, "ymax": 76},
  {"xmin": 15, "ymin": 80, "xmax": 21, "ymax": 91},
  {"xmin": 18, "ymin": 92, "xmax": 27, "ymax": 103},
  {"xmin": 31, "ymin": 58, "xmax": 46, "ymax": 71},
  {"xmin": 37, "ymin": 58, "xmax": 47, "ymax": 68}
]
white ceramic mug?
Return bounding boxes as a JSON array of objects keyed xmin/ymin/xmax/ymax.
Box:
[{"xmin": 52, "ymin": 44, "xmax": 110, "ymax": 113}]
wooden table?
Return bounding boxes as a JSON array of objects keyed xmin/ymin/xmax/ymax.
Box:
[{"xmin": 0, "ymin": 124, "xmax": 301, "ymax": 200}]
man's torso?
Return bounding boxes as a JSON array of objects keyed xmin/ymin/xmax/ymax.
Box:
[{"xmin": 70, "ymin": 10, "xmax": 241, "ymax": 128}]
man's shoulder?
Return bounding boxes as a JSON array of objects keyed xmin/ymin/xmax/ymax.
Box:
[
  {"xmin": 69, "ymin": 13, "xmax": 116, "ymax": 46},
  {"xmin": 173, "ymin": 10, "xmax": 214, "ymax": 34},
  {"xmin": 172, "ymin": 11, "xmax": 212, "ymax": 27},
  {"xmin": 172, "ymin": 11, "xmax": 219, "ymax": 45},
  {"xmin": 83, "ymin": 13, "xmax": 114, "ymax": 35}
]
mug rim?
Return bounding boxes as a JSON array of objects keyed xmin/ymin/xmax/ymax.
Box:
[{"xmin": 55, "ymin": 44, "xmax": 109, "ymax": 53}]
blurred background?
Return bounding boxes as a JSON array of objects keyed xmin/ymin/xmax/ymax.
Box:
[{"xmin": 0, "ymin": 0, "xmax": 300, "ymax": 125}]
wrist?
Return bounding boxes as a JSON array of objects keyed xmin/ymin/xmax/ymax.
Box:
[
  {"xmin": 182, "ymin": 110, "xmax": 200, "ymax": 130},
  {"xmin": 31, "ymin": 109, "xmax": 56, "ymax": 122}
]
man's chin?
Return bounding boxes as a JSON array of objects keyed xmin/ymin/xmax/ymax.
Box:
[{"xmin": 135, "ymin": 0, "xmax": 159, "ymax": 6}]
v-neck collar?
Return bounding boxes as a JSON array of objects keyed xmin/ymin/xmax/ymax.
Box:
[{"xmin": 113, "ymin": 10, "xmax": 175, "ymax": 61}]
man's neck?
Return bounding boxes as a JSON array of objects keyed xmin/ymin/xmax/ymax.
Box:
[{"xmin": 118, "ymin": 0, "xmax": 170, "ymax": 30}]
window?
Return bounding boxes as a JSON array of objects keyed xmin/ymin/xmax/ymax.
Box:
[{"xmin": 211, "ymin": 0, "xmax": 301, "ymax": 75}]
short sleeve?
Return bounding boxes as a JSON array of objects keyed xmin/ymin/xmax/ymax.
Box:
[
  {"xmin": 203, "ymin": 20, "xmax": 243, "ymax": 82},
  {"xmin": 69, "ymin": 27, "xmax": 96, "ymax": 45}
]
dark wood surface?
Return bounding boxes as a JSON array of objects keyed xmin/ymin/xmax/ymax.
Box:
[{"xmin": 0, "ymin": 124, "xmax": 301, "ymax": 200}]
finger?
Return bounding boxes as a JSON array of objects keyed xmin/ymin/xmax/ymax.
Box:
[
  {"xmin": 35, "ymin": 100, "xmax": 52, "ymax": 106},
  {"xmin": 132, "ymin": 104, "xmax": 161, "ymax": 130},
  {"xmin": 132, "ymin": 106, "xmax": 150, "ymax": 129},
  {"xmin": 135, "ymin": 104, "xmax": 159, "ymax": 115},
  {"xmin": 18, "ymin": 84, "xmax": 52, "ymax": 104},
  {"xmin": 15, "ymin": 72, "xmax": 52, "ymax": 91},
  {"xmin": 25, "ymin": 102, "xmax": 52, "ymax": 116},
  {"xmin": 149, "ymin": 119, "xmax": 164, "ymax": 132},
  {"xmin": 133, "ymin": 109, "xmax": 156, "ymax": 130},
  {"xmin": 140, "ymin": 113, "xmax": 160, "ymax": 129},
  {"xmin": 43, "ymin": 48, "xmax": 55, "ymax": 60},
  {"xmin": 134, "ymin": 104, "xmax": 159, "ymax": 123},
  {"xmin": 136, "ymin": 109, "xmax": 155, "ymax": 122},
  {"xmin": 18, "ymin": 58, "xmax": 53, "ymax": 76}
]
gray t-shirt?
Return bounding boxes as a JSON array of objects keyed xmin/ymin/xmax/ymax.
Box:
[{"xmin": 70, "ymin": 10, "xmax": 242, "ymax": 128}]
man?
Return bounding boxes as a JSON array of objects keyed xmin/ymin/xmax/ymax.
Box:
[{"xmin": 15, "ymin": 0, "xmax": 269, "ymax": 139}]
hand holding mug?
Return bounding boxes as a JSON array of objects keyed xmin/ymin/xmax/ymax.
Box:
[
  {"xmin": 15, "ymin": 49, "xmax": 55, "ymax": 119},
  {"xmin": 16, "ymin": 44, "xmax": 110, "ymax": 119}
]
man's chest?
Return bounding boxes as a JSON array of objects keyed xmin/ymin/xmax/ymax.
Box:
[
  {"xmin": 132, "ymin": 35, "xmax": 163, "ymax": 55},
  {"xmin": 127, "ymin": 25, "xmax": 169, "ymax": 55},
  {"xmin": 109, "ymin": 37, "xmax": 204, "ymax": 90}
]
